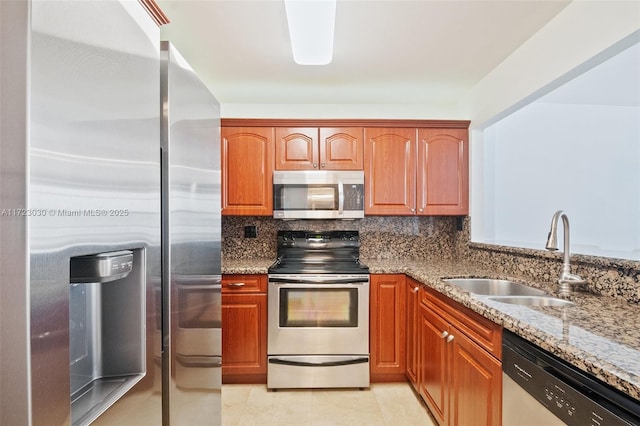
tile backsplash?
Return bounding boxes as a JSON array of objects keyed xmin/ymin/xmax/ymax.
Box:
[
  {"xmin": 467, "ymin": 242, "xmax": 640, "ymax": 303},
  {"xmin": 456, "ymin": 217, "xmax": 640, "ymax": 304},
  {"xmin": 222, "ymin": 215, "xmax": 640, "ymax": 303},
  {"xmin": 221, "ymin": 215, "xmax": 461, "ymax": 261}
]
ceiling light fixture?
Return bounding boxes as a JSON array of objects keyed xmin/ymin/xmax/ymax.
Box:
[{"xmin": 284, "ymin": 0, "xmax": 336, "ymax": 65}]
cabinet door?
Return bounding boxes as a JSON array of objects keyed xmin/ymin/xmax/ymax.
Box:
[
  {"xmin": 222, "ymin": 274, "xmax": 267, "ymax": 294},
  {"xmin": 221, "ymin": 293, "xmax": 267, "ymax": 382},
  {"xmin": 319, "ymin": 127, "xmax": 363, "ymax": 170},
  {"xmin": 417, "ymin": 128, "xmax": 468, "ymax": 215},
  {"xmin": 364, "ymin": 128, "xmax": 417, "ymax": 215},
  {"xmin": 405, "ymin": 278, "xmax": 420, "ymax": 388},
  {"xmin": 221, "ymin": 127, "xmax": 274, "ymax": 216},
  {"xmin": 419, "ymin": 301, "xmax": 449, "ymax": 426},
  {"xmin": 370, "ymin": 274, "xmax": 406, "ymax": 381},
  {"xmin": 275, "ymin": 127, "xmax": 318, "ymax": 170},
  {"xmin": 449, "ymin": 332, "xmax": 502, "ymax": 426}
]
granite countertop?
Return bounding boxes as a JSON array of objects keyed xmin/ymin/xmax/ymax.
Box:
[
  {"xmin": 222, "ymin": 257, "xmax": 640, "ymax": 401},
  {"xmin": 223, "ymin": 258, "xmax": 275, "ymax": 274}
]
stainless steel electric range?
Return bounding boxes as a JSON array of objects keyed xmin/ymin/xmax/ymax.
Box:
[{"xmin": 267, "ymin": 230, "xmax": 370, "ymax": 389}]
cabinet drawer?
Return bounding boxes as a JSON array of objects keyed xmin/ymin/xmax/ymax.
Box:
[
  {"xmin": 222, "ymin": 274, "xmax": 267, "ymax": 293},
  {"xmin": 421, "ymin": 285, "xmax": 502, "ymax": 359}
]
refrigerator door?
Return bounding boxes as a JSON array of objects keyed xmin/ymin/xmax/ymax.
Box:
[
  {"xmin": 160, "ymin": 41, "xmax": 222, "ymax": 425},
  {"xmin": 26, "ymin": 1, "xmax": 162, "ymax": 425}
]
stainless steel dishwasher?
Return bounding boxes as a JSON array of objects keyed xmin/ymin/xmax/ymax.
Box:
[{"xmin": 502, "ymin": 330, "xmax": 640, "ymax": 426}]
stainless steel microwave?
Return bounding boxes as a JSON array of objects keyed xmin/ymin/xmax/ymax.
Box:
[{"xmin": 273, "ymin": 170, "xmax": 365, "ymax": 219}]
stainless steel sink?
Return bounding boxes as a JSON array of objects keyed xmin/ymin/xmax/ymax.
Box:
[
  {"xmin": 487, "ymin": 296, "xmax": 575, "ymax": 307},
  {"xmin": 444, "ymin": 278, "xmax": 547, "ymax": 296}
]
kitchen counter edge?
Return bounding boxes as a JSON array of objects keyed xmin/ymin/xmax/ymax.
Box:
[{"xmin": 222, "ymin": 257, "xmax": 640, "ymax": 401}]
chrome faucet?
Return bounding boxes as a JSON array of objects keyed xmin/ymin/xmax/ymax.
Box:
[{"xmin": 545, "ymin": 210, "xmax": 586, "ymax": 296}]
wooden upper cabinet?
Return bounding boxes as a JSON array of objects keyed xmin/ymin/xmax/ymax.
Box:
[
  {"xmin": 220, "ymin": 119, "xmax": 468, "ymax": 217},
  {"xmin": 364, "ymin": 128, "xmax": 417, "ymax": 215},
  {"xmin": 275, "ymin": 127, "xmax": 318, "ymax": 170},
  {"xmin": 417, "ymin": 128, "xmax": 469, "ymax": 216},
  {"xmin": 276, "ymin": 127, "xmax": 363, "ymax": 170},
  {"xmin": 221, "ymin": 127, "xmax": 274, "ymax": 216},
  {"xmin": 320, "ymin": 128, "xmax": 363, "ymax": 170},
  {"xmin": 365, "ymin": 127, "xmax": 469, "ymax": 216}
]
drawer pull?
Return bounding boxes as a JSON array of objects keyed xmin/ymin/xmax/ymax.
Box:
[
  {"xmin": 228, "ymin": 282, "xmax": 246, "ymax": 287},
  {"xmin": 440, "ymin": 331, "xmax": 449, "ymax": 339}
]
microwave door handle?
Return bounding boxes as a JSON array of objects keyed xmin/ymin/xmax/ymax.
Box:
[{"xmin": 338, "ymin": 181, "xmax": 344, "ymax": 216}]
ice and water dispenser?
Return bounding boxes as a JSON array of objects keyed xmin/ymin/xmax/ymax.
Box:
[{"xmin": 69, "ymin": 249, "xmax": 145, "ymax": 426}]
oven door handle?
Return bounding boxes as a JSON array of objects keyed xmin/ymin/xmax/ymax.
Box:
[
  {"xmin": 268, "ymin": 357, "xmax": 369, "ymax": 368},
  {"xmin": 268, "ymin": 277, "xmax": 369, "ymax": 284}
]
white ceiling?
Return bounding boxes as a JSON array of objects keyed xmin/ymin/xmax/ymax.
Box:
[{"xmin": 156, "ymin": 0, "xmax": 571, "ymax": 107}]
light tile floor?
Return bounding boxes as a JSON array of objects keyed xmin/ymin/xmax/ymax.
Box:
[{"xmin": 222, "ymin": 383, "xmax": 436, "ymax": 426}]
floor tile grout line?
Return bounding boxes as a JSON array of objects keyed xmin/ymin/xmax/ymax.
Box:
[{"xmin": 221, "ymin": 383, "xmax": 434, "ymax": 426}]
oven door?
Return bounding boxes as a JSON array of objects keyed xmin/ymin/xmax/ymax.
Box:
[{"xmin": 267, "ymin": 274, "xmax": 369, "ymax": 356}]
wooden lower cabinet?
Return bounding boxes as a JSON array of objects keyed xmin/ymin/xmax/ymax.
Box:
[
  {"xmin": 419, "ymin": 302, "xmax": 449, "ymax": 424},
  {"xmin": 418, "ymin": 286, "xmax": 502, "ymax": 426},
  {"xmin": 449, "ymin": 324, "xmax": 502, "ymax": 426},
  {"xmin": 370, "ymin": 274, "xmax": 406, "ymax": 381},
  {"xmin": 405, "ymin": 278, "xmax": 421, "ymax": 387},
  {"xmin": 221, "ymin": 274, "xmax": 267, "ymax": 383}
]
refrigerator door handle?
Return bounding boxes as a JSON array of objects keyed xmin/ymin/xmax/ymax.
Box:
[
  {"xmin": 175, "ymin": 274, "xmax": 222, "ymax": 290},
  {"xmin": 175, "ymin": 355, "xmax": 222, "ymax": 368},
  {"xmin": 174, "ymin": 274, "xmax": 221, "ymax": 284}
]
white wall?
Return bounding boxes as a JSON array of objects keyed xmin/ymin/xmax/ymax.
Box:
[
  {"xmin": 220, "ymin": 102, "xmax": 465, "ymax": 120},
  {"xmin": 479, "ymin": 101, "xmax": 640, "ymax": 258},
  {"xmin": 463, "ymin": 0, "xmax": 640, "ymax": 129},
  {"xmin": 467, "ymin": 1, "xmax": 640, "ymax": 260}
]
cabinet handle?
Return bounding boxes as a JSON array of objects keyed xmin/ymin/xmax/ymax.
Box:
[
  {"xmin": 411, "ymin": 208, "xmax": 416, "ymax": 213},
  {"xmin": 440, "ymin": 331, "xmax": 449, "ymax": 339},
  {"xmin": 418, "ymin": 208, "xmax": 423, "ymax": 212},
  {"xmin": 321, "ymin": 163, "xmax": 326, "ymax": 168},
  {"xmin": 412, "ymin": 286, "xmax": 419, "ymax": 294},
  {"xmin": 446, "ymin": 335, "xmax": 455, "ymax": 343},
  {"xmin": 228, "ymin": 282, "xmax": 245, "ymax": 287},
  {"xmin": 313, "ymin": 163, "xmax": 318, "ymax": 168}
]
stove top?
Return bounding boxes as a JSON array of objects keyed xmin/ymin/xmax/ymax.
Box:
[
  {"xmin": 268, "ymin": 230, "xmax": 369, "ymax": 275},
  {"xmin": 268, "ymin": 259, "xmax": 369, "ymax": 275}
]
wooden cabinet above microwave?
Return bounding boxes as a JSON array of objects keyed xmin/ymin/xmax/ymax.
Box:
[{"xmin": 275, "ymin": 127, "xmax": 364, "ymax": 171}]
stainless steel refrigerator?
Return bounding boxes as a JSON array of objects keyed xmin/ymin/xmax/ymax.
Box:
[
  {"xmin": 160, "ymin": 40, "xmax": 222, "ymax": 425},
  {"xmin": 0, "ymin": 1, "xmax": 220, "ymax": 425}
]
